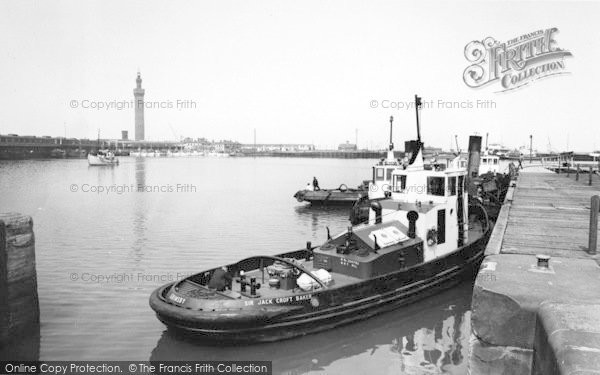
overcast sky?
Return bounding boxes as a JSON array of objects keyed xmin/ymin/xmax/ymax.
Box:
[{"xmin": 1, "ymin": 1, "xmax": 598, "ymax": 151}]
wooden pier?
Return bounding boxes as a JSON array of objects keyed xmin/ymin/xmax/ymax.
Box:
[
  {"xmin": 488, "ymin": 165, "xmax": 600, "ymax": 258},
  {"xmin": 469, "ymin": 165, "xmax": 600, "ymax": 375}
]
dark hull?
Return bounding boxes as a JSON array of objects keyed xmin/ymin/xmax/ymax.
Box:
[
  {"xmin": 293, "ymin": 189, "xmax": 367, "ymax": 206},
  {"xmin": 150, "ymin": 228, "xmax": 489, "ymax": 343}
]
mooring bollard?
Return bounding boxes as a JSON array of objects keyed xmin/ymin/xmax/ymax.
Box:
[
  {"xmin": 590, "ymin": 166, "xmax": 594, "ymax": 186},
  {"xmin": 0, "ymin": 213, "xmax": 40, "ymax": 347},
  {"xmin": 590, "ymin": 195, "xmax": 600, "ymax": 255},
  {"xmin": 576, "ymin": 164, "xmax": 580, "ymax": 181}
]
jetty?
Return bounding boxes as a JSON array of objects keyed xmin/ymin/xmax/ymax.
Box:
[{"xmin": 469, "ymin": 164, "xmax": 600, "ymax": 374}]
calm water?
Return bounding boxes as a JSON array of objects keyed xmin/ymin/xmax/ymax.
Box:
[{"xmin": 0, "ymin": 157, "xmax": 473, "ymax": 374}]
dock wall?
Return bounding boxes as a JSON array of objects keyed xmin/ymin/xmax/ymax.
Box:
[{"xmin": 0, "ymin": 213, "xmax": 40, "ymax": 359}]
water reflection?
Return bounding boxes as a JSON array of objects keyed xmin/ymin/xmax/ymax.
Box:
[
  {"xmin": 131, "ymin": 158, "xmax": 147, "ymax": 263},
  {"xmin": 293, "ymin": 205, "xmax": 351, "ymax": 236},
  {"xmin": 150, "ymin": 282, "xmax": 473, "ymax": 375}
]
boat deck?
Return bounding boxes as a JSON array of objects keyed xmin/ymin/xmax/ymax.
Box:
[
  {"xmin": 176, "ymin": 218, "xmax": 486, "ymax": 302},
  {"xmin": 220, "ymin": 259, "xmax": 362, "ymax": 300}
]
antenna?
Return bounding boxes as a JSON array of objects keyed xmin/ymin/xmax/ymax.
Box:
[
  {"xmin": 455, "ymin": 135, "xmax": 460, "ymax": 153},
  {"xmin": 389, "ymin": 116, "xmax": 394, "ymax": 151}
]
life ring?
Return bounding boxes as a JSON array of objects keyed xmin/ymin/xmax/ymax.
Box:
[
  {"xmin": 427, "ymin": 229, "xmax": 437, "ymax": 246},
  {"xmin": 338, "ymin": 184, "xmax": 348, "ymax": 192}
]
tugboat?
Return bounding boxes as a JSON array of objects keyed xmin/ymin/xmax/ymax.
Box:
[
  {"xmin": 149, "ymin": 95, "xmax": 492, "ymax": 343},
  {"xmin": 368, "ymin": 115, "xmax": 404, "ymax": 199},
  {"xmin": 293, "ymin": 116, "xmax": 401, "ymax": 206}
]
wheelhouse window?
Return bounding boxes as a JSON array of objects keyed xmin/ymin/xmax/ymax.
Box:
[
  {"xmin": 393, "ymin": 174, "xmax": 407, "ymax": 192},
  {"xmin": 386, "ymin": 168, "xmax": 394, "ymax": 181},
  {"xmin": 448, "ymin": 176, "xmax": 457, "ymax": 196},
  {"xmin": 493, "ymin": 158, "xmax": 498, "ymax": 165},
  {"xmin": 458, "ymin": 175, "xmax": 465, "ymax": 193},
  {"xmin": 427, "ymin": 176, "xmax": 445, "ymax": 196},
  {"xmin": 375, "ymin": 168, "xmax": 385, "ymax": 181}
]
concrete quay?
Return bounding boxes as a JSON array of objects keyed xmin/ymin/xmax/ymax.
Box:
[{"xmin": 469, "ymin": 166, "xmax": 600, "ymax": 374}]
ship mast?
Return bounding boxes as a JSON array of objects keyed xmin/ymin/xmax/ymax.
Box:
[
  {"xmin": 414, "ymin": 95, "xmax": 422, "ymax": 143},
  {"xmin": 389, "ymin": 116, "xmax": 394, "ymax": 151}
]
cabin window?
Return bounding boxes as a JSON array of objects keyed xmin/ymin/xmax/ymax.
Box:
[
  {"xmin": 427, "ymin": 176, "xmax": 445, "ymax": 196},
  {"xmin": 375, "ymin": 168, "xmax": 385, "ymax": 181},
  {"xmin": 386, "ymin": 168, "xmax": 394, "ymax": 181},
  {"xmin": 482, "ymin": 158, "xmax": 487, "ymax": 164},
  {"xmin": 437, "ymin": 209, "xmax": 446, "ymax": 244},
  {"xmin": 493, "ymin": 158, "xmax": 498, "ymax": 165},
  {"xmin": 458, "ymin": 175, "xmax": 464, "ymax": 193},
  {"xmin": 393, "ymin": 175, "xmax": 407, "ymax": 192},
  {"xmin": 448, "ymin": 176, "xmax": 457, "ymax": 196}
]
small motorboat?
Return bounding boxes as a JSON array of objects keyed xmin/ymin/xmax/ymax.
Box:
[
  {"xmin": 149, "ymin": 96, "xmax": 493, "ymax": 343},
  {"xmin": 87, "ymin": 150, "xmax": 119, "ymax": 166}
]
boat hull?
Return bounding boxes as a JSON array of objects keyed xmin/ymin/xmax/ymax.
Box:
[
  {"xmin": 87, "ymin": 154, "xmax": 119, "ymax": 166},
  {"xmin": 294, "ymin": 189, "xmax": 367, "ymax": 206},
  {"xmin": 149, "ymin": 229, "xmax": 489, "ymax": 343}
]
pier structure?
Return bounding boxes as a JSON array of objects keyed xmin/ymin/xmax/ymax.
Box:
[
  {"xmin": 0, "ymin": 134, "xmax": 179, "ymax": 159},
  {"xmin": 469, "ymin": 166, "xmax": 600, "ymax": 374}
]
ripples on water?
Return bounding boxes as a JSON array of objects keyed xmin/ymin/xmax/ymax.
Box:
[{"xmin": 0, "ymin": 157, "xmax": 474, "ymax": 374}]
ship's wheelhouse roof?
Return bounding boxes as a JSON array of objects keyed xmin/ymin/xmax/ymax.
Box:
[{"xmin": 352, "ymin": 220, "xmax": 411, "ymax": 250}]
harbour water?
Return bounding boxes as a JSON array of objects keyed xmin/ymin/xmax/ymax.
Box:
[{"xmin": 1, "ymin": 157, "xmax": 475, "ymax": 374}]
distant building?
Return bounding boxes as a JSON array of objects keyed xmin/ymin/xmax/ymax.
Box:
[
  {"xmin": 182, "ymin": 138, "xmax": 241, "ymax": 153},
  {"xmin": 240, "ymin": 143, "xmax": 315, "ymax": 152},
  {"xmin": 121, "ymin": 131, "xmax": 129, "ymax": 141},
  {"xmin": 338, "ymin": 141, "xmax": 357, "ymax": 151},
  {"xmin": 423, "ymin": 146, "xmax": 443, "ymax": 154},
  {"xmin": 214, "ymin": 140, "xmax": 241, "ymax": 153}
]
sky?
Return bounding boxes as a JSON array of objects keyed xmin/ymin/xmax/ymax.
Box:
[{"xmin": 1, "ymin": 0, "xmax": 599, "ymax": 151}]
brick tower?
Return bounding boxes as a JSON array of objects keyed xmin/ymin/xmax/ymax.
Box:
[{"xmin": 134, "ymin": 72, "xmax": 145, "ymax": 141}]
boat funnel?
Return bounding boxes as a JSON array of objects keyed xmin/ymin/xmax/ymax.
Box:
[
  {"xmin": 404, "ymin": 140, "xmax": 420, "ymax": 163},
  {"xmin": 467, "ymin": 135, "xmax": 482, "ymax": 179}
]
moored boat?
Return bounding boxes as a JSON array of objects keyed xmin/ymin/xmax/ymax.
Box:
[
  {"xmin": 50, "ymin": 148, "xmax": 66, "ymax": 158},
  {"xmin": 368, "ymin": 116, "xmax": 404, "ymax": 199},
  {"xmin": 149, "ymin": 95, "xmax": 493, "ymax": 343},
  {"xmin": 294, "ymin": 116, "xmax": 401, "ymax": 206},
  {"xmin": 293, "ymin": 182, "xmax": 369, "ymax": 206},
  {"xmin": 87, "ymin": 150, "xmax": 119, "ymax": 166}
]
